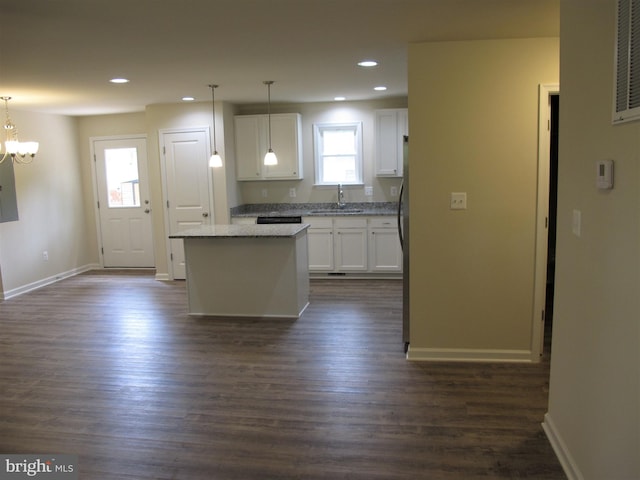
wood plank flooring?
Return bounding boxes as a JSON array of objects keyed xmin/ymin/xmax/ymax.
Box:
[{"xmin": 0, "ymin": 271, "xmax": 565, "ymax": 479}]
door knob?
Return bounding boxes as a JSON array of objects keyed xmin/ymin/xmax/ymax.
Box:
[
  {"xmin": 144, "ymin": 209, "xmax": 150, "ymax": 214},
  {"xmin": 202, "ymin": 212, "xmax": 209, "ymax": 218}
]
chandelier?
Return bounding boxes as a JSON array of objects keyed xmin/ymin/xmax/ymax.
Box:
[{"xmin": 1, "ymin": 96, "xmax": 39, "ymax": 164}]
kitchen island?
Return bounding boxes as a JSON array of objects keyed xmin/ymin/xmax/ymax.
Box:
[{"xmin": 169, "ymin": 224, "xmax": 310, "ymax": 318}]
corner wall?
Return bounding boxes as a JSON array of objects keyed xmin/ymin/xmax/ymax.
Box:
[
  {"xmin": 0, "ymin": 110, "xmax": 95, "ymax": 297},
  {"xmin": 544, "ymin": 1, "xmax": 640, "ymax": 478},
  {"xmin": 407, "ymin": 37, "xmax": 559, "ymax": 361}
]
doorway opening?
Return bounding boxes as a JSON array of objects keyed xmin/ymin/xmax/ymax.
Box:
[{"xmin": 545, "ymin": 94, "xmax": 559, "ymax": 350}]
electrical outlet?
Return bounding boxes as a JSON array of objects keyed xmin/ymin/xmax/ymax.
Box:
[
  {"xmin": 43, "ymin": 251, "xmax": 49, "ymax": 261},
  {"xmin": 365, "ymin": 186, "xmax": 373, "ymax": 196},
  {"xmin": 261, "ymin": 189, "xmax": 268, "ymax": 198},
  {"xmin": 450, "ymin": 192, "xmax": 467, "ymax": 210},
  {"xmin": 289, "ymin": 187, "xmax": 296, "ymax": 198},
  {"xmin": 390, "ymin": 186, "xmax": 398, "ymax": 197}
]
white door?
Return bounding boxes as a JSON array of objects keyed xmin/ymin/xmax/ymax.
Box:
[
  {"xmin": 160, "ymin": 129, "xmax": 213, "ymax": 279},
  {"xmin": 93, "ymin": 137, "xmax": 154, "ymax": 267}
]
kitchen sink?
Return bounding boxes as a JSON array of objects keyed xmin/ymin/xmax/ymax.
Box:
[{"xmin": 309, "ymin": 208, "xmax": 363, "ymax": 214}]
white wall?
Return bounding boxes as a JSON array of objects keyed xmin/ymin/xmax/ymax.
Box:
[
  {"xmin": 0, "ymin": 110, "xmax": 94, "ymax": 297},
  {"xmin": 235, "ymin": 98, "xmax": 406, "ymax": 205},
  {"xmin": 544, "ymin": 1, "xmax": 640, "ymax": 478}
]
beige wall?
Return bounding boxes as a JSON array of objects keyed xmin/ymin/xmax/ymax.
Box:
[
  {"xmin": 0, "ymin": 110, "xmax": 94, "ymax": 296},
  {"xmin": 407, "ymin": 37, "xmax": 559, "ymax": 361},
  {"xmin": 544, "ymin": 1, "xmax": 640, "ymax": 478}
]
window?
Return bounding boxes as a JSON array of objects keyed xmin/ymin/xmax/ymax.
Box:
[
  {"xmin": 104, "ymin": 147, "xmax": 141, "ymax": 207},
  {"xmin": 313, "ymin": 122, "xmax": 363, "ymax": 185}
]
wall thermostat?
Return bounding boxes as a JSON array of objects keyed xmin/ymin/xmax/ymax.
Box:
[{"xmin": 596, "ymin": 160, "xmax": 614, "ymax": 189}]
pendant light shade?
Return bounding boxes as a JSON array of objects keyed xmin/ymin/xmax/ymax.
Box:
[
  {"xmin": 263, "ymin": 81, "xmax": 278, "ymax": 166},
  {"xmin": 208, "ymin": 84, "xmax": 223, "ymax": 168}
]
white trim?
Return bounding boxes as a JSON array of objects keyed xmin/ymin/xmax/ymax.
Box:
[
  {"xmin": 0, "ymin": 263, "xmax": 99, "ymax": 300},
  {"xmin": 406, "ymin": 347, "xmax": 533, "ymax": 363},
  {"xmin": 542, "ymin": 413, "xmax": 584, "ymax": 480},
  {"xmin": 531, "ymin": 83, "xmax": 560, "ymax": 362},
  {"xmin": 154, "ymin": 272, "xmax": 171, "ymax": 281}
]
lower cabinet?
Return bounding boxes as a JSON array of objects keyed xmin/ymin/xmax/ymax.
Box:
[
  {"xmin": 232, "ymin": 215, "xmax": 402, "ymax": 274},
  {"xmin": 306, "ymin": 217, "xmax": 334, "ymax": 271},
  {"xmin": 303, "ymin": 216, "xmax": 402, "ymax": 275},
  {"xmin": 334, "ymin": 218, "xmax": 368, "ymax": 271},
  {"xmin": 369, "ymin": 218, "xmax": 403, "ymax": 272}
]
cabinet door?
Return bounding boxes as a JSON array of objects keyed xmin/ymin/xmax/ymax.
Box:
[
  {"xmin": 335, "ymin": 228, "xmax": 368, "ymax": 271},
  {"xmin": 235, "ymin": 116, "xmax": 264, "ymax": 180},
  {"xmin": 264, "ymin": 114, "xmax": 303, "ymax": 180},
  {"xmin": 369, "ymin": 228, "xmax": 403, "ymax": 272},
  {"xmin": 307, "ymin": 228, "xmax": 334, "ymax": 271},
  {"xmin": 375, "ymin": 109, "xmax": 407, "ymax": 177}
]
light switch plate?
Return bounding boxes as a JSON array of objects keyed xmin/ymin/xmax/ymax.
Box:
[
  {"xmin": 365, "ymin": 186, "xmax": 373, "ymax": 196},
  {"xmin": 450, "ymin": 192, "xmax": 467, "ymax": 210},
  {"xmin": 572, "ymin": 209, "xmax": 581, "ymax": 237}
]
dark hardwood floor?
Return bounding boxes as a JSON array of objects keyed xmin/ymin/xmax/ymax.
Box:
[{"xmin": 0, "ymin": 271, "xmax": 565, "ymax": 479}]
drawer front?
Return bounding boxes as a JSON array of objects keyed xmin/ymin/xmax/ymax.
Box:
[
  {"xmin": 302, "ymin": 217, "xmax": 333, "ymax": 229},
  {"xmin": 369, "ymin": 217, "xmax": 397, "ymax": 229},
  {"xmin": 334, "ymin": 217, "xmax": 367, "ymax": 229}
]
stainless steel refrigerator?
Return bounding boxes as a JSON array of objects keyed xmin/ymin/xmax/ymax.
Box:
[{"xmin": 398, "ymin": 135, "xmax": 410, "ymax": 352}]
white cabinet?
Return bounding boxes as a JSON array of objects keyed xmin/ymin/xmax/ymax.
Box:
[
  {"xmin": 303, "ymin": 216, "xmax": 401, "ymax": 275},
  {"xmin": 334, "ymin": 218, "xmax": 368, "ymax": 271},
  {"xmin": 375, "ymin": 108, "xmax": 407, "ymax": 177},
  {"xmin": 368, "ymin": 217, "xmax": 402, "ymax": 272},
  {"xmin": 304, "ymin": 217, "xmax": 334, "ymax": 271},
  {"xmin": 235, "ymin": 113, "xmax": 303, "ymax": 181}
]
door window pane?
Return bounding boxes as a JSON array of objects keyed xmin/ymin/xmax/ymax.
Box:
[{"xmin": 105, "ymin": 148, "xmax": 140, "ymax": 207}]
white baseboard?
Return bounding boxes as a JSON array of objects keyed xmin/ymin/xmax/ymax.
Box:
[
  {"xmin": 406, "ymin": 346, "xmax": 532, "ymax": 363},
  {"xmin": 542, "ymin": 412, "xmax": 583, "ymax": 480},
  {"xmin": 1, "ymin": 263, "xmax": 100, "ymax": 300},
  {"xmin": 155, "ymin": 272, "xmax": 171, "ymax": 281}
]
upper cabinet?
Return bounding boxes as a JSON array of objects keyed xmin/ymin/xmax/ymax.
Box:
[
  {"xmin": 375, "ymin": 108, "xmax": 408, "ymax": 177},
  {"xmin": 235, "ymin": 113, "xmax": 303, "ymax": 181}
]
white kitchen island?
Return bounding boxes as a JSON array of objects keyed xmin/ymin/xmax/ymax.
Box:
[{"xmin": 170, "ymin": 224, "xmax": 310, "ymax": 318}]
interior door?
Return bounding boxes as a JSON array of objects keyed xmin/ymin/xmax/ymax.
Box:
[
  {"xmin": 93, "ymin": 137, "xmax": 154, "ymax": 267},
  {"xmin": 160, "ymin": 129, "xmax": 213, "ymax": 279}
]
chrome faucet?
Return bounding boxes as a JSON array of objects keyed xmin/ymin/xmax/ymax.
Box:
[{"xmin": 337, "ymin": 183, "xmax": 346, "ymax": 208}]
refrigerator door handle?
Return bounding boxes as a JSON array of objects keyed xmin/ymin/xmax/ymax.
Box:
[{"xmin": 397, "ymin": 181, "xmax": 404, "ymax": 251}]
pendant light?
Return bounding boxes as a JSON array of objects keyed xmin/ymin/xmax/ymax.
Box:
[
  {"xmin": 263, "ymin": 80, "xmax": 277, "ymax": 166},
  {"xmin": 208, "ymin": 84, "xmax": 223, "ymax": 168}
]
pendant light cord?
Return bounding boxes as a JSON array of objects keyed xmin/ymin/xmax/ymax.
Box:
[{"xmin": 209, "ymin": 84, "xmax": 218, "ymax": 153}]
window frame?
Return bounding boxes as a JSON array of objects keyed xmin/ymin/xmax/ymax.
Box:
[{"xmin": 313, "ymin": 122, "xmax": 363, "ymax": 186}]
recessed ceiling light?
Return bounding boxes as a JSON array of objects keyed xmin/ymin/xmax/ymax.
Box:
[
  {"xmin": 358, "ymin": 60, "xmax": 378, "ymax": 67},
  {"xmin": 374, "ymin": 86, "xmax": 387, "ymax": 91},
  {"xmin": 109, "ymin": 78, "xmax": 129, "ymax": 84},
  {"xmin": 182, "ymin": 96, "xmax": 195, "ymax": 101},
  {"xmin": 334, "ymin": 96, "xmax": 346, "ymax": 101}
]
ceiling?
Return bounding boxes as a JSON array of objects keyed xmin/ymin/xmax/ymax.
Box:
[{"xmin": 0, "ymin": 0, "xmax": 559, "ymax": 116}]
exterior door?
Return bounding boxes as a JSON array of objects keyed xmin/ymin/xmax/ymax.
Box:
[
  {"xmin": 160, "ymin": 129, "xmax": 213, "ymax": 279},
  {"xmin": 93, "ymin": 136, "xmax": 154, "ymax": 267}
]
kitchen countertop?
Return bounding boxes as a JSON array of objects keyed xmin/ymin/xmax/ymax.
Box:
[
  {"xmin": 230, "ymin": 202, "xmax": 399, "ymax": 218},
  {"xmin": 169, "ymin": 224, "xmax": 309, "ymax": 238}
]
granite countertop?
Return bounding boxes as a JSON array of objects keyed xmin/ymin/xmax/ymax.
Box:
[
  {"xmin": 230, "ymin": 202, "xmax": 399, "ymax": 218},
  {"xmin": 170, "ymin": 224, "xmax": 309, "ymax": 239}
]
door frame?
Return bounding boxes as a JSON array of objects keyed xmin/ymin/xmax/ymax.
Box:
[
  {"xmin": 158, "ymin": 126, "xmax": 214, "ymax": 280},
  {"xmin": 531, "ymin": 84, "xmax": 560, "ymax": 361},
  {"xmin": 90, "ymin": 134, "xmax": 153, "ymax": 268}
]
